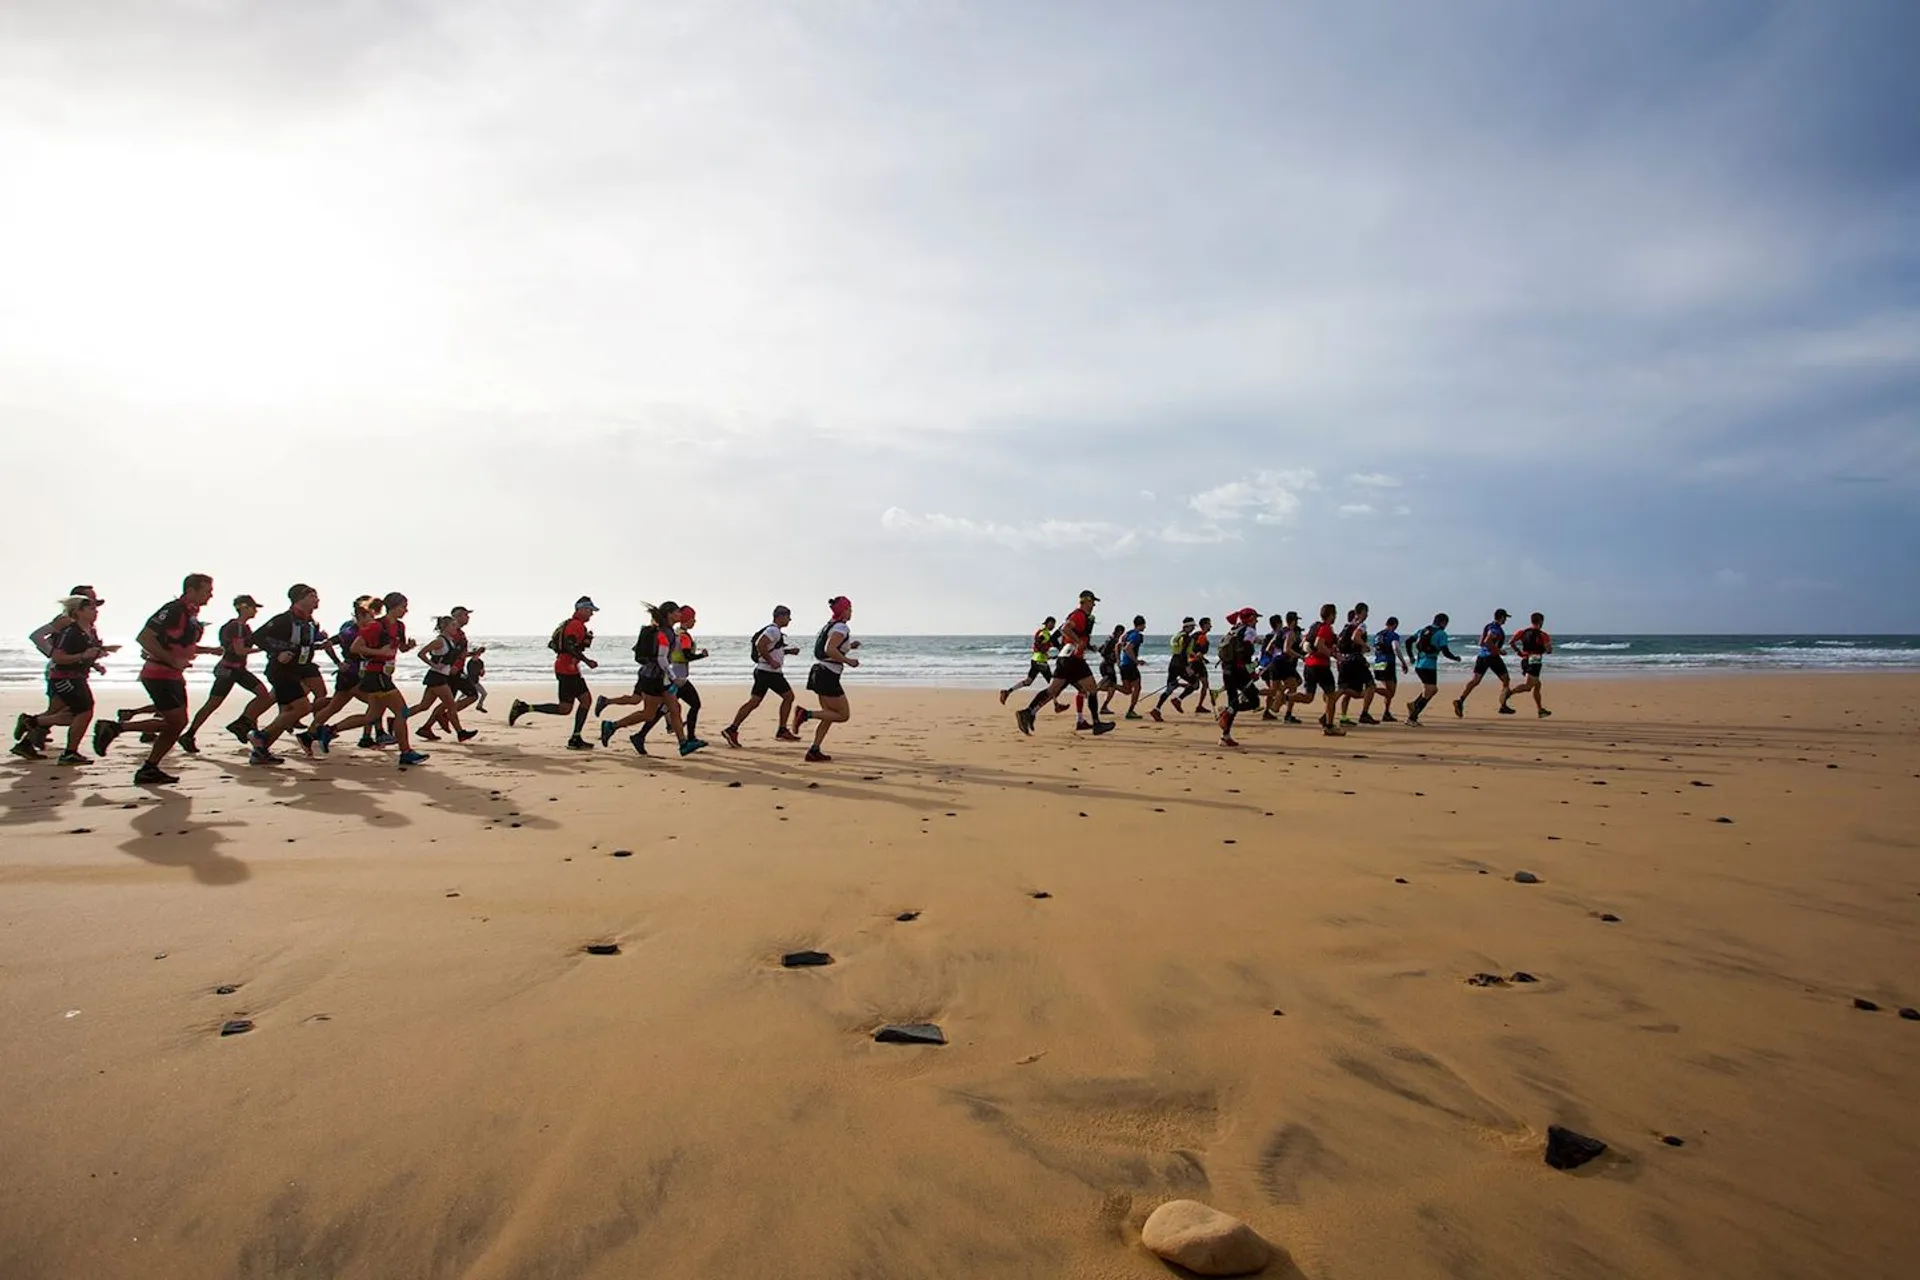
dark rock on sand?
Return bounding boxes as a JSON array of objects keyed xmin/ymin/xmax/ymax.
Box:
[
  {"xmin": 214, "ymin": 985, "xmax": 239, "ymax": 995},
  {"xmin": 1511, "ymin": 971, "xmax": 1539, "ymax": 983},
  {"xmin": 219, "ymin": 1019, "xmax": 254, "ymax": 1037},
  {"xmin": 781, "ymin": 950, "xmax": 833, "ymax": 968},
  {"xmin": 1467, "ymin": 973, "xmax": 1507, "ymax": 987},
  {"xmin": 1514, "ymin": 871, "xmax": 1540, "ymax": 884},
  {"xmin": 1662, "ymin": 1135, "xmax": 1686, "ymax": 1147},
  {"xmin": 1394, "ymin": 877, "xmax": 1408, "ymax": 884},
  {"xmin": 1898, "ymin": 1007, "xmax": 1919, "ymax": 1021},
  {"xmin": 895, "ymin": 911, "xmax": 920, "ymax": 922},
  {"xmin": 1599, "ymin": 913, "xmax": 1621, "ymax": 923},
  {"xmin": 1030, "ymin": 891, "xmax": 1052, "ymax": 899},
  {"xmin": 874, "ymin": 1023, "xmax": 946, "ymax": 1045},
  {"xmin": 612, "ymin": 849, "xmax": 632, "ymax": 857},
  {"xmin": 1714, "ymin": 816, "xmax": 1734, "ymax": 824},
  {"xmin": 1852, "ymin": 997, "xmax": 1880, "ymax": 1011},
  {"xmin": 584, "ymin": 943, "xmax": 622, "ymax": 956},
  {"xmin": 727, "ymin": 781, "xmax": 742, "ymax": 788},
  {"xmin": 1544, "ymin": 1124, "xmax": 1608, "ymax": 1170}
]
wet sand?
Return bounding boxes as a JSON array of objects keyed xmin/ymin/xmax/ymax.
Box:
[{"xmin": 2, "ymin": 674, "xmax": 1917, "ymax": 1279}]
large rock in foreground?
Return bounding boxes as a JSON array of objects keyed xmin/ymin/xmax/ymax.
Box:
[{"xmin": 1141, "ymin": 1199, "xmax": 1271, "ymax": 1276}]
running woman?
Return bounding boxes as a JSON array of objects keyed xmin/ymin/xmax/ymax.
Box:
[
  {"xmin": 999, "ymin": 618, "xmax": 1067, "ymax": 711},
  {"xmin": 1115, "ymin": 616, "xmax": 1147, "ymax": 719},
  {"xmin": 95, "ymin": 573, "xmax": 219, "ymax": 785},
  {"xmin": 1403, "ymin": 613, "xmax": 1460, "ymax": 725},
  {"xmin": 316, "ymin": 593, "xmax": 428, "ymax": 768},
  {"xmin": 634, "ymin": 607, "xmax": 707, "ymax": 753},
  {"xmin": 308, "ymin": 596, "xmax": 379, "ymax": 749},
  {"xmin": 510, "ymin": 597, "xmax": 599, "ymax": 749},
  {"xmin": 793, "ymin": 596, "xmax": 862, "ymax": 761},
  {"xmin": 1508, "ymin": 613, "xmax": 1554, "ymax": 717},
  {"xmin": 1372, "ymin": 615, "xmax": 1409, "ymax": 723},
  {"xmin": 416, "ymin": 606, "xmax": 484, "ymax": 737},
  {"xmin": 20, "ymin": 584, "xmax": 103, "ymax": 755},
  {"xmin": 411, "ymin": 614, "xmax": 477, "ymax": 743},
  {"xmin": 1148, "ymin": 617, "xmax": 1197, "ymax": 722},
  {"xmin": 722, "ymin": 605, "xmax": 803, "ymax": 747},
  {"xmin": 1302, "ymin": 604, "xmax": 1345, "ymax": 736},
  {"xmin": 1013, "ymin": 591, "xmax": 1115, "ymax": 738},
  {"xmin": 247, "ymin": 585, "xmax": 331, "ymax": 760},
  {"xmin": 15, "ymin": 596, "xmax": 115, "ymax": 764},
  {"xmin": 1455, "ymin": 609, "xmax": 1513, "ymax": 718},
  {"xmin": 182, "ymin": 594, "xmax": 275, "ymax": 754},
  {"xmin": 598, "ymin": 601, "xmax": 704, "ymax": 757},
  {"xmin": 1215, "ymin": 608, "xmax": 1261, "ymax": 747}
]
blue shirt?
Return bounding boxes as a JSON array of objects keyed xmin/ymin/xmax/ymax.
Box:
[
  {"xmin": 1414, "ymin": 627, "xmax": 1449, "ymax": 672},
  {"xmin": 1478, "ymin": 622, "xmax": 1505, "ymax": 657},
  {"xmin": 1120, "ymin": 629, "xmax": 1143, "ymax": 667},
  {"xmin": 1373, "ymin": 628, "xmax": 1401, "ymax": 669}
]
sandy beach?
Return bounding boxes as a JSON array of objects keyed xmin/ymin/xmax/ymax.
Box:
[{"xmin": 2, "ymin": 673, "xmax": 1917, "ymax": 1279}]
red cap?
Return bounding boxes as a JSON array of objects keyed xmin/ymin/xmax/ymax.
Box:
[{"xmin": 678, "ymin": 606, "xmax": 696, "ymax": 626}]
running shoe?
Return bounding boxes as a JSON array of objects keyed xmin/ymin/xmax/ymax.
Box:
[
  {"xmin": 1497, "ymin": 704, "xmax": 1517, "ymax": 716},
  {"xmin": 398, "ymin": 750, "xmax": 430, "ymax": 767},
  {"xmin": 133, "ymin": 764, "xmax": 179, "ymax": 785},
  {"xmin": 679, "ymin": 738, "xmax": 706, "ymax": 757},
  {"xmin": 804, "ymin": 747, "xmax": 832, "ymax": 763},
  {"xmin": 226, "ymin": 717, "xmax": 254, "ymax": 745},
  {"xmin": 721, "ymin": 726, "xmax": 741, "ymax": 748},
  {"xmin": 248, "ymin": 747, "xmax": 282, "ymax": 766},
  {"xmin": 775, "ymin": 728, "xmax": 801, "ymax": 742},
  {"xmin": 628, "ymin": 734, "xmax": 649, "ymax": 756},
  {"xmin": 10, "ymin": 740, "xmax": 44, "ymax": 760},
  {"xmin": 1452, "ymin": 699, "xmax": 1465, "ymax": 718},
  {"xmin": 1406, "ymin": 714, "xmax": 1422, "ymax": 727},
  {"xmin": 12, "ymin": 712, "xmax": 31, "ymax": 741},
  {"xmin": 593, "ymin": 695, "xmax": 610, "ymax": 718},
  {"xmin": 357, "ymin": 736, "xmax": 376, "ymax": 749},
  {"xmin": 1220, "ymin": 736, "xmax": 1240, "ymax": 748},
  {"xmin": 178, "ymin": 731, "xmax": 200, "ymax": 755},
  {"xmin": 1074, "ymin": 720, "xmax": 1091, "ymax": 732},
  {"xmin": 56, "ymin": 750, "xmax": 87, "ymax": 766},
  {"xmin": 1358, "ymin": 714, "xmax": 1379, "ymax": 726},
  {"xmin": 1339, "ymin": 717, "xmax": 1356, "ymax": 727},
  {"xmin": 1538, "ymin": 708, "xmax": 1553, "ymax": 718},
  {"xmin": 1148, "ymin": 709, "xmax": 1163, "ymax": 722},
  {"xmin": 93, "ymin": 721, "xmax": 121, "ymax": 758},
  {"xmin": 1015, "ymin": 708, "xmax": 1036, "ymax": 736},
  {"xmin": 599, "ymin": 719, "xmax": 618, "ymax": 747},
  {"xmin": 313, "ymin": 725, "xmax": 336, "ymax": 754},
  {"xmin": 793, "ymin": 708, "xmax": 812, "ymax": 732},
  {"xmin": 1381, "ymin": 711, "xmax": 1396, "ymax": 723},
  {"xmin": 566, "ymin": 736, "xmax": 594, "ymax": 751},
  {"xmin": 375, "ymin": 732, "xmax": 397, "ymax": 747},
  {"xmin": 117, "ymin": 709, "xmax": 136, "ymax": 723},
  {"xmin": 457, "ymin": 729, "xmax": 479, "ymax": 742},
  {"xmin": 1090, "ymin": 721, "xmax": 1115, "ymax": 736},
  {"xmin": 998, "ymin": 690, "xmax": 1010, "ymax": 705},
  {"xmin": 418, "ymin": 724, "xmax": 441, "ymax": 742},
  {"xmin": 1171, "ymin": 698, "xmax": 1185, "ymax": 715},
  {"xmin": 1125, "ymin": 710, "xmax": 1143, "ymax": 720},
  {"xmin": 1261, "ymin": 711, "xmax": 1278, "ymax": 722},
  {"xmin": 508, "ymin": 699, "xmax": 530, "ymax": 727},
  {"xmin": 1283, "ymin": 713, "xmax": 1301, "ymax": 724}
]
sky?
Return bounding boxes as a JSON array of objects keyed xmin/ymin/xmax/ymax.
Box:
[{"xmin": 2, "ymin": 0, "xmax": 1917, "ymax": 638}]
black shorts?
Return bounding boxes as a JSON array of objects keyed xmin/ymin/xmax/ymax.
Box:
[
  {"xmin": 1166, "ymin": 658, "xmax": 1188, "ymax": 684},
  {"xmin": 1521, "ymin": 658, "xmax": 1544, "ymax": 680},
  {"xmin": 1098, "ymin": 660, "xmax": 1118, "ymax": 686},
  {"xmin": 633, "ymin": 668, "xmax": 668, "ymax": 698},
  {"xmin": 1474, "ymin": 654, "xmax": 1510, "ymax": 681},
  {"xmin": 1118, "ymin": 662, "xmax": 1140, "ymax": 687},
  {"xmin": 451, "ymin": 675, "xmax": 478, "ymax": 699},
  {"xmin": 293, "ymin": 662, "xmax": 322, "ymax": 684},
  {"xmin": 1275, "ymin": 657, "xmax": 1299, "ymax": 683},
  {"xmin": 1373, "ymin": 665, "xmax": 1398, "ymax": 688},
  {"xmin": 1224, "ymin": 669, "xmax": 1257, "ymax": 708},
  {"xmin": 334, "ymin": 666, "xmax": 360, "ymax": 696},
  {"xmin": 48, "ymin": 676, "xmax": 94, "ymax": 714},
  {"xmin": 208, "ymin": 665, "xmax": 265, "ymax": 700},
  {"xmin": 806, "ymin": 664, "xmax": 846, "ymax": 700},
  {"xmin": 1303, "ymin": 665, "xmax": 1336, "ymax": 697},
  {"xmin": 1024, "ymin": 660, "xmax": 1051, "ymax": 682},
  {"xmin": 1053, "ymin": 655, "xmax": 1094, "ymax": 686},
  {"xmin": 423, "ymin": 670, "xmax": 454, "ymax": 689},
  {"xmin": 273, "ymin": 670, "xmax": 312, "ymax": 706},
  {"xmin": 556, "ymin": 673, "xmax": 590, "ymax": 703},
  {"xmin": 751, "ymin": 668, "xmax": 792, "ymax": 698},
  {"xmin": 1338, "ymin": 661, "xmax": 1374, "ymax": 694},
  {"xmin": 1414, "ymin": 667, "xmax": 1440, "ymax": 689},
  {"xmin": 358, "ymin": 671, "xmax": 398, "ymax": 697},
  {"xmin": 141, "ymin": 676, "xmax": 189, "ymax": 713}
]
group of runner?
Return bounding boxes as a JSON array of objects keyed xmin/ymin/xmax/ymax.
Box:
[
  {"xmin": 11, "ymin": 579, "xmax": 864, "ymax": 784},
  {"xmin": 1003, "ymin": 598, "xmax": 1553, "ymax": 747}
]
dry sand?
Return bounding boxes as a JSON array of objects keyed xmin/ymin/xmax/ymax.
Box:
[{"xmin": 2, "ymin": 674, "xmax": 1918, "ymax": 1279}]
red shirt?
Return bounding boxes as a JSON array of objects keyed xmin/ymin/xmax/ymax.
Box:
[
  {"xmin": 360, "ymin": 618, "xmax": 405, "ymax": 673},
  {"xmin": 1062, "ymin": 608, "xmax": 1092, "ymax": 657},
  {"xmin": 554, "ymin": 617, "xmax": 590, "ymax": 676},
  {"xmin": 139, "ymin": 598, "xmax": 203, "ymax": 682},
  {"xmin": 1303, "ymin": 621, "xmax": 1334, "ymax": 668}
]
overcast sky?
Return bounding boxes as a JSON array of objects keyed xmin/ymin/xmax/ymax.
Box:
[{"xmin": 3, "ymin": 0, "xmax": 1916, "ymax": 637}]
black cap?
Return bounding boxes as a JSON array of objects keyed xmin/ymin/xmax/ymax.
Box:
[
  {"xmin": 1494, "ymin": 608, "xmax": 1510, "ymax": 620},
  {"xmin": 289, "ymin": 583, "xmax": 317, "ymax": 601},
  {"xmin": 1079, "ymin": 589, "xmax": 1100, "ymax": 602},
  {"xmin": 233, "ymin": 594, "xmax": 260, "ymax": 608}
]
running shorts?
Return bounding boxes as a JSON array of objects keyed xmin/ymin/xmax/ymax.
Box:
[
  {"xmin": 1474, "ymin": 654, "xmax": 1510, "ymax": 680},
  {"xmin": 1053, "ymin": 655, "xmax": 1094, "ymax": 686},
  {"xmin": 806, "ymin": 664, "xmax": 846, "ymax": 700},
  {"xmin": 451, "ymin": 675, "xmax": 478, "ymax": 699},
  {"xmin": 752, "ymin": 669, "xmax": 792, "ymax": 698},
  {"xmin": 423, "ymin": 670, "xmax": 454, "ymax": 689},
  {"xmin": 1098, "ymin": 659, "xmax": 1117, "ymax": 686},
  {"xmin": 208, "ymin": 665, "xmax": 265, "ymax": 700},
  {"xmin": 1303, "ymin": 665, "xmax": 1336, "ymax": 698},
  {"xmin": 334, "ymin": 665, "xmax": 360, "ymax": 696},
  {"xmin": 1414, "ymin": 666, "xmax": 1439, "ymax": 688},
  {"xmin": 48, "ymin": 676, "xmax": 94, "ymax": 714},
  {"xmin": 1338, "ymin": 661, "xmax": 1374, "ymax": 694},
  {"xmin": 1025, "ymin": 661, "xmax": 1051, "ymax": 682},
  {"xmin": 1373, "ymin": 664, "xmax": 1398, "ymax": 687},
  {"xmin": 1118, "ymin": 661, "xmax": 1140, "ymax": 686},
  {"xmin": 1521, "ymin": 658, "xmax": 1543, "ymax": 679},
  {"xmin": 140, "ymin": 676, "xmax": 189, "ymax": 713},
  {"xmin": 272, "ymin": 669, "xmax": 311, "ymax": 706},
  {"xmin": 358, "ymin": 671, "xmax": 398, "ymax": 697},
  {"xmin": 633, "ymin": 668, "xmax": 669, "ymax": 698},
  {"xmin": 556, "ymin": 674, "xmax": 590, "ymax": 703}
]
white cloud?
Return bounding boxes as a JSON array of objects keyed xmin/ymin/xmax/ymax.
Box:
[
  {"xmin": 1348, "ymin": 472, "xmax": 1402, "ymax": 488},
  {"xmin": 1338, "ymin": 503, "xmax": 1376, "ymax": 518},
  {"xmin": 1188, "ymin": 469, "xmax": 1316, "ymax": 525},
  {"xmin": 1139, "ymin": 489, "xmax": 1157, "ymax": 501},
  {"xmin": 880, "ymin": 507, "xmax": 1140, "ymax": 556}
]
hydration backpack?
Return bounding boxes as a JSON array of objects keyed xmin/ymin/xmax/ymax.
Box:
[
  {"xmin": 748, "ymin": 625, "xmax": 776, "ymax": 662},
  {"xmin": 814, "ymin": 623, "xmax": 839, "ymax": 662},
  {"xmin": 1415, "ymin": 625, "xmax": 1438, "ymax": 655},
  {"xmin": 632, "ymin": 623, "xmax": 662, "ymax": 666}
]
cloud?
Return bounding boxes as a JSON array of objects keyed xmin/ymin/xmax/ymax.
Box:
[
  {"xmin": 1348, "ymin": 472, "xmax": 1402, "ymax": 488},
  {"xmin": 1188, "ymin": 470, "xmax": 1316, "ymax": 525},
  {"xmin": 1139, "ymin": 489, "xmax": 1157, "ymax": 501},
  {"xmin": 1337, "ymin": 503, "xmax": 1376, "ymax": 518},
  {"xmin": 880, "ymin": 507, "xmax": 1139, "ymax": 556},
  {"xmin": 1392, "ymin": 504, "xmax": 1412, "ymax": 516},
  {"xmin": 1713, "ymin": 568, "xmax": 1749, "ymax": 589}
]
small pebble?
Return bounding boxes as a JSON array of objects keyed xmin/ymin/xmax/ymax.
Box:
[
  {"xmin": 1030, "ymin": 891, "xmax": 1051, "ymax": 900},
  {"xmin": 727, "ymin": 781, "xmax": 742, "ymax": 788},
  {"xmin": 1514, "ymin": 871, "xmax": 1540, "ymax": 884},
  {"xmin": 781, "ymin": 950, "xmax": 833, "ymax": 968},
  {"xmin": 1713, "ymin": 817, "xmax": 1733, "ymax": 824},
  {"xmin": 895, "ymin": 911, "xmax": 919, "ymax": 923},
  {"xmin": 1853, "ymin": 998, "xmax": 1880, "ymax": 1011},
  {"xmin": 612, "ymin": 850, "xmax": 632, "ymax": 858},
  {"xmin": 584, "ymin": 943, "xmax": 621, "ymax": 956},
  {"xmin": 1510, "ymin": 971, "xmax": 1539, "ymax": 984},
  {"xmin": 1599, "ymin": 913, "xmax": 1621, "ymax": 923},
  {"xmin": 1662, "ymin": 1135, "xmax": 1686, "ymax": 1147},
  {"xmin": 219, "ymin": 1019, "xmax": 254, "ymax": 1037},
  {"xmin": 214, "ymin": 985, "xmax": 238, "ymax": 995},
  {"xmin": 1394, "ymin": 877, "xmax": 1408, "ymax": 884},
  {"xmin": 1898, "ymin": 1008, "xmax": 1919, "ymax": 1021}
]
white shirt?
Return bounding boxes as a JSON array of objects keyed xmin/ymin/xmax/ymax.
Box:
[
  {"xmin": 754, "ymin": 623, "xmax": 787, "ymax": 672},
  {"xmin": 818, "ymin": 622, "xmax": 851, "ymax": 675}
]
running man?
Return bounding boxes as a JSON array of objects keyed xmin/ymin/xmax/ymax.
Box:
[
  {"xmin": 1115, "ymin": 615, "xmax": 1147, "ymax": 719},
  {"xmin": 308, "ymin": 595, "xmax": 382, "ymax": 750},
  {"xmin": 1371, "ymin": 615, "xmax": 1409, "ymax": 723},
  {"xmin": 1148, "ymin": 617, "xmax": 1196, "ymax": 722},
  {"xmin": 510, "ymin": 597, "xmax": 599, "ymax": 749},
  {"xmin": 1455, "ymin": 609, "xmax": 1514, "ymax": 718},
  {"xmin": 316, "ymin": 592, "xmax": 429, "ymax": 768},
  {"xmin": 247, "ymin": 585, "xmax": 332, "ymax": 760},
  {"xmin": 1508, "ymin": 612, "xmax": 1554, "ymax": 717},
  {"xmin": 1302, "ymin": 604, "xmax": 1345, "ymax": 736},
  {"xmin": 722, "ymin": 605, "xmax": 803, "ymax": 747},
  {"xmin": 1402, "ymin": 613, "xmax": 1460, "ymax": 725},
  {"xmin": 793, "ymin": 596, "xmax": 861, "ymax": 761},
  {"xmin": 634, "ymin": 606, "xmax": 708, "ymax": 753},
  {"xmin": 1177, "ymin": 617, "xmax": 1215, "ymax": 714},
  {"xmin": 598, "ymin": 601, "xmax": 704, "ymax": 757},
  {"xmin": 1264, "ymin": 612, "xmax": 1307, "ymax": 723},
  {"xmin": 182, "ymin": 594, "xmax": 275, "ymax": 754},
  {"xmin": 1215, "ymin": 608, "xmax": 1261, "ymax": 747},
  {"xmin": 15, "ymin": 595, "xmax": 115, "ymax": 764},
  {"xmin": 95, "ymin": 573, "xmax": 219, "ymax": 784},
  {"xmin": 999, "ymin": 617, "xmax": 1068, "ymax": 711},
  {"xmin": 1335, "ymin": 604, "xmax": 1377, "ymax": 726},
  {"xmin": 1013, "ymin": 591, "xmax": 1115, "ymax": 738}
]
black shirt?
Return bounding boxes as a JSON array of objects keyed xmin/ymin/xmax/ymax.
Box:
[
  {"xmin": 50, "ymin": 622, "xmax": 96, "ymax": 680},
  {"xmin": 254, "ymin": 611, "xmax": 319, "ymax": 666}
]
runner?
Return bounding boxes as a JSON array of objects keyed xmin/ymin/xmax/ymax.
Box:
[
  {"xmin": 464, "ymin": 656, "xmax": 489, "ymax": 714},
  {"xmin": 1335, "ymin": 604, "xmax": 1377, "ymax": 726},
  {"xmin": 1214, "ymin": 608, "xmax": 1261, "ymax": 747},
  {"xmin": 20, "ymin": 584, "xmax": 102, "ymax": 755},
  {"xmin": 1455, "ymin": 609, "xmax": 1514, "ymax": 718},
  {"xmin": 1302, "ymin": 603, "xmax": 1345, "ymax": 736},
  {"xmin": 316, "ymin": 592, "xmax": 429, "ymax": 768},
  {"xmin": 598, "ymin": 601, "xmax": 704, "ymax": 757},
  {"xmin": 181, "ymin": 594, "xmax": 275, "ymax": 754},
  {"xmin": 510, "ymin": 597, "xmax": 600, "ymax": 750},
  {"xmin": 635, "ymin": 606, "xmax": 707, "ymax": 753},
  {"xmin": 1509, "ymin": 612, "xmax": 1554, "ymax": 717},
  {"xmin": 94, "ymin": 573, "xmax": 218, "ymax": 784},
  {"xmin": 999, "ymin": 617, "xmax": 1067, "ymax": 711},
  {"xmin": 721, "ymin": 605, "xmax": 803, "ymax": 748},
  {"xmin": 410, "ymin": 613, "xmax": 477, "ymax": 744},
  {"xmin": 1115, "ymin": 615, "xmax": 1147, "ymax": 719},
  {"xmin": 1148, "ymin": 617, "xmax": 1196, "ymax": 722},
  {"xmin": 1012, "ymin": 591, "xmax": 1115, "ymax": 738},
  {"xmin": 1177, "ymin": 617, "xmax": 1215, "ymax": 714},
  {"xmin": 1265, "ymin": 611, "xmax": 1307, "ymax": 723},
  {"xmin": 416, "ymin": 606, "xmax": 484, "ymax": 737},
  {"xmin": 793, "ymin": 596, "xmax": 861, "ymax": 761},
  {"xmin": 1372, "ymin": 615, "xmax": 1409, "ymax": 723},
  {"xmin": 15, "ymin": 595, "xmax": 115, "ymax": 764},
  {"xmin": 1257, "ymin": 614, "xmax": 1287, "ymax": 721},
  {"xmin": 308, "ymin": 595, "xmax": 382, "ymax": 750},
  {"xmin": 1083, "ymin": 624, "xmax": 1126, "ymax": 726},
  {"xmin": 1403, "ymin": 612, "xmax": 1460, "ymax": 726},
  {"xmin": 246, "ymin": 585, "xmax": 332, "ymax": 761}
]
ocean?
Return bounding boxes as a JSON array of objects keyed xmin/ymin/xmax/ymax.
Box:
[{"xmin": 5, "ymin": 634, "xmax": 1919, "ymax": 691}]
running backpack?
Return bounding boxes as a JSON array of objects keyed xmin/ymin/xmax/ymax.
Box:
[
  {"xmin": 748, "ymin": 625, "xmax": 776, "ymax": 662},
  {"xmin": 1218, "ymin": 628, "xmax": 1246, "ymax": 667},
  {"xmin": 631, "ymin": 623, "xmax": 662, "ymax": 665},
  {"xmin": 548, "ymin": 623, "xmax": 566, "ymax": 653},
  {"xmin": 1415, "ymin": 625, "xmax": 1438, "ymax": 655},
  {"xmin": 814, "ymin": 623, "xmax": 838, "ymax": 662}
]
